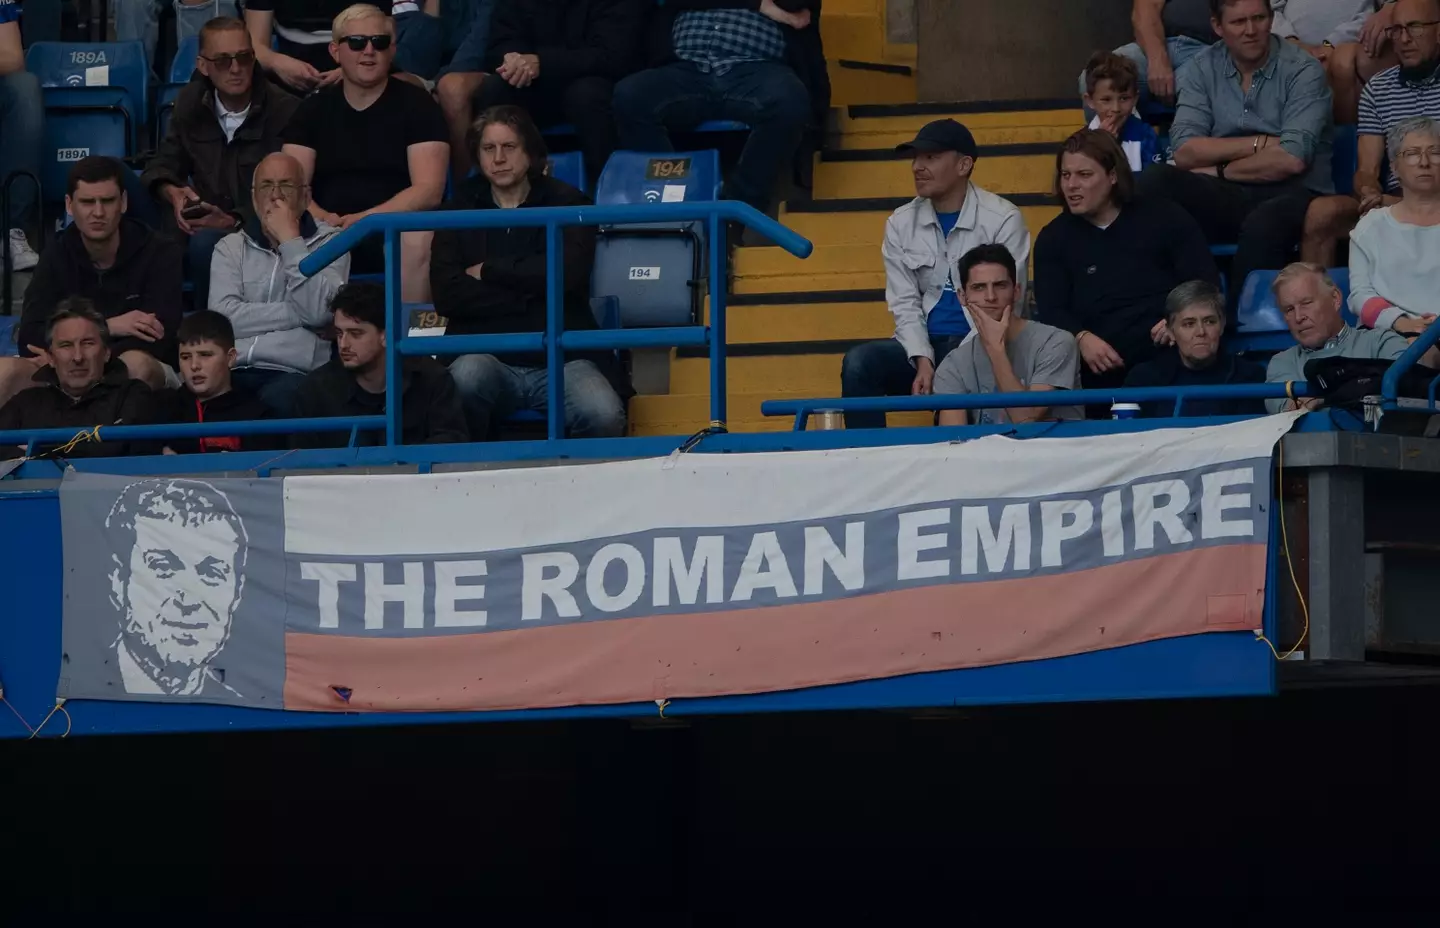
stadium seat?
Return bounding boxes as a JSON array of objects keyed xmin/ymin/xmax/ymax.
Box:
[
  {"xmin": 1333, "ymin": 123, "xmax": 1357, "ymax": 196},
  {"xmin": 1231, "ymin": 266, "xmax": 1356, "ymax": 354},
  {"xmin": 169, "ymin": 35, "xmax": 199, "ymax": 83},
  {"xmin": 0, "ymin": 315, "xmax": 16, "ymax": 358},
  {"xmin": 151, "ymin": 34, "xmax": 199, "ymax": 147},
  {"xmin": 26, "ymin": 42, "xmax": 150, "ymax": 151},
  {"xmin": 544, "ymin": 119, "xmax": 747, "ymax": 138},
  {"xmin": 546, "ymin": 151, "xmax": 587, "ymax": 194},
  {"xmin": 590, "ymin": 149, "xmax": 721, "ymax": 327},
  {"xmin": 153, "ymin": 82, "xmax": 185, "ymax": 148}
]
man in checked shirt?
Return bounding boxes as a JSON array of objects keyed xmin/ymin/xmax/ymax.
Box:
[{"xmin": 614, "ymin": 0, "xmax": 815, "ymax": 218}]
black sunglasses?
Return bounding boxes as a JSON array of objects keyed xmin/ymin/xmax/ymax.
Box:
[
  {"xmin": 199, "ymin": 49, "xmax": 256, "ymax": 69},
  {"xmin": 339, "ymin": 33, "xmax": 393, "ymax": 52}
]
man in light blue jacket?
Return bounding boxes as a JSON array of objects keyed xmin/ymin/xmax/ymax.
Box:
[{"xmin": 209, "ymin": 152, "xmax": 350, "ymax": 414}]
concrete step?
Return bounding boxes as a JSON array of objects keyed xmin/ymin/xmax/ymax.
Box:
[
  {"xmin": 670, "ymin": 347, "xmax": 851, "ymax": 395},
  {"xmin": 814, "ymin": 151, "xmax": 1055, "ymax": 199},
  {"xmin": 709, "ymin": 295, "xmax": 892, "ymax": 344},
  {"xmin": 629, "ymin": 390, "xmax": 933, "ymax": 436},
  {"xmin": 828, "ymin": 61, "xmax": 916, "ymax": 107},
  {"xmin": 832, "ymin": 121, "xmax": 1080, "ymax": 150},
  {"xmin": 732, "ymin": 268, "xmax": 886, "ymax": 295},
  {"xmin": 777, "ymin": 203, "xmax": 1062, "ymax": 247},
  {"xmin": 837, "ymin": 103, "xmax": 1083, "ymax": 134}
]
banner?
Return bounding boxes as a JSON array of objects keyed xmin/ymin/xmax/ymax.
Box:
[{"xmin": 57, "ymin": 416, "xmax": 1295, "ymax": 711}]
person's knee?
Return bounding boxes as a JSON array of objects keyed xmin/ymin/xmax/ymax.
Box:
[
  {"xmin": 764, "ymin": 74, "xmax": 811, "ymax": 125},
  {"xmin": 841, "ymin": 341, "xmax": 885, "ymax": 393},
  {"xmin": 448, "ymin": 353, "xmax": 506, "ymax": 397},
  {"xmin": 436, "ymin": 72, "xmax": 480, "ymax": 114},
  {"xmin": 1329, "ymin": 42, "xmax": 1359, "ymax": 84},
  {"xmin": 1303, "ymin": 195, "xmax": 1359, "ymax": 239},
  {"xmin": 570, "ymin": 386, "xmax": 627, "ymax": 437},
  {"xmin": 119, "ymin": 350, "xmax": 166, "ymax": 389},
  {"xmin": 1135, "ymin": 162, "xmax": 1175, "ymax": 197},
  {"xmin": 611, "ymin": 71, "xmax": 657, "ymax": 120}
]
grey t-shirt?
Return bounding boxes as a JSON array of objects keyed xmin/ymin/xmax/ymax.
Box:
[
  {"xmin": 1163, "ymin": 0, "xmax": 1220, "ymax": 44},
  {"xmin": 932, "ymin": 321, "xmax": 1084, "ymax": 425}
]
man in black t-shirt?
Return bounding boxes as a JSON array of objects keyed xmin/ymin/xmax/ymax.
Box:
[
  {"xmin": 282, "ymin": 4, "xmax": 449, "ymax": 302},
  {"xmin": 245, "ymin": 0, "xmax": 447, "ymax": 90}
]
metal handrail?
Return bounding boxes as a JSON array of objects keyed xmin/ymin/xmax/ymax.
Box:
[
  {"xmin": 0, "ymin": 416, "xmax": 383, "ymax": 456},
  {"xmin": 1381, "ymin": 318, "xmax": 1440, "ymax": 408},
  {"xmin": 299, "ymin": 201, "xmax": 812, "ymax": 446},
  {"xmin": 761, "ymin": 383, "xmax": 1314, "ymax": 430}
]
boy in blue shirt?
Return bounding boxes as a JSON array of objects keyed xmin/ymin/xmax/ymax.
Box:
[{"xmin": 1083, "ymin": 51, "xmax": 1162, "ymax": 173}]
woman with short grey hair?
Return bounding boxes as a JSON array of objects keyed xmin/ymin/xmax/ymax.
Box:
[{"xmin": 1348, "ymin": 116, "xmax": 1440, "ymax": 336}]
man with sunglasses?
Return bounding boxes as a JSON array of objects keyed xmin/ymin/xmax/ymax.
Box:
[
  {"xmin": 142, "ymin": 17, "xmax": 299, "ymax": 310},
  {"xmin": 282, "ymin": 4, "xmax": 448, "ymax": 303},
  {"xmin": 1300, "ymin": 0, "xmax": 1440, "ymax": 262}
]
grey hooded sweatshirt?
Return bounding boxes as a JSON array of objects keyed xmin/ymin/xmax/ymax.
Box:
[{"xmin": 208, "ymin": 216, "xmax": 350, "ymax": 374}]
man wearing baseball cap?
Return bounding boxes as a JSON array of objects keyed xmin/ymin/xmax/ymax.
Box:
[{"xmin": 839, "ymin": 118, "xmax": 1032, "ymax": 429}]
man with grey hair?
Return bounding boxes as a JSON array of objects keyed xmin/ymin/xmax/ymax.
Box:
[
  {"xmin": 1123, "ymin": 279, "xmax": 1267, "ymax": 417},
  {"xmin": 1265, "ymin": 261, "xmax": 1409, "ymax": 411},
  {"xmin": 105, "ymin": 479, "xmax": 248, "ymax": 697}
]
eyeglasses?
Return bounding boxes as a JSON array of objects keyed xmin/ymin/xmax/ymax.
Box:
[
  {"xmin": 1399, "ymin": 146, "xmax": 1440, "ymax": 164},
  {"xmin": 1382, "ymin": 20, "xmax": 1440, "ymax": 40},
  {"xmin": 338, "ymin": 33, "xmax": 393, "ymax": 52},
  {"xmin": 255, "ymin": 181, "xmax": 307, "ymax": 196},
  {"xmin": 199, "ymin": 49, "xmax": 256, "ymax": 70}
]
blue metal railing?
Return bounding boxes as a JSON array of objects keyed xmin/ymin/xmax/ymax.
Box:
[
  {"xmin": 762, "ymin": 383, "xmax": 1315, "ymax": 430},
  {"xmin": 300, "ymin": 202, "xmax": 813, "ymax": 446},
  {"xmin": 0, "ymin": 416, "xmax": 382, "ymax": 456},
  {"xmin": 1382, "ymin": 318, "xmax": 1440, "ymax": 411}
]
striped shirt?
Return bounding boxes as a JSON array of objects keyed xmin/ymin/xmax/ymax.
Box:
[
  {"xmin": 1358, "ymin": 63, "xmax": 1440, "ymax": 192},
  {"xmin": 672, "ymin": 10, "xmax": 787, "ymax": 76}
]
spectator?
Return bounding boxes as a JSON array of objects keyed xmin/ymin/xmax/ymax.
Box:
[
  {"xmin": 0, "ymin": 158, "xmax": 183, "ymax": 408},
  {"xmin": 1349, "ymin": 116, "xmax": 1440, "ymax": 336},
  {"xmin": 1302, "ymin": 0, "xmax": 1440, "ymax": 265},
  {"xmin": 0, "ymin": 299, "xmax": 160, "ymax": 458},
  {"xmin": 1083, "ymin": 52, "xmax": 1162, "ymax": 172},
  {"xmin": 1265, "ymin": 261, "xmax": 1408, "ymax": 411},
  {"xmin": 840, "ymin": 119, "xmax": 1031, "ymax": 429},
  {"xmin": 115, "ymin": 0, "xmax": 240, "ymax": 74},
  {"xmin": 282, "ymin": 4, "xmax": 448, "ymax": 303},
  {"xmin": 433, "ymin": 105, "xmax": 627, "ymax": 439},
  {"xmin": 1036, "ymin": 130, "xmax": 1218, "ymax": 396},
  {"xmin": 209, "ymin": 152, "xmax": 349, "ymax": 415},
  {"xmin": 160, "ymin": 310, "xmax": 275, "ymax": 454},
  {"xmin": 292, "ymin": 282, "xmax": 468, "ymax": 446},
  {"xmin": 614, "ymin": 0, "xmax": 821, "ymax": 216},
  {"xmin": 140, "ymin": 17, "xmax": 300, "ymax": 311},
  {"xmin": 435, "ymin": 0, "xmax": 643, "ymax": 185},
  {"xmin": 1137, "ymin": 0, "xmax": 1334, "ymax": 318},
  {"xmin": 1272, "ymin": 0, "xmax": 1399, "ymax": 122},
  {"xmin": 934, "ymin": 244, "xmax": 1083, "ymax": 426},
  {"xmin": 0, "ymin": 0, "xmax": 42, "ymax": 271},
  {"xmin": 1081, "ymin": 0, "xmax": 1219, "ymax": 108},
  {"xmin": 1122, "ymin": 280, "xmax": 1268, "ymax": 416},
  {"xmin": 245, "ymin": 0, "xmax": 445, "ymax": 91}
]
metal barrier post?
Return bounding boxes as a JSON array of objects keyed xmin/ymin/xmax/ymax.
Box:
[
  {"xmin": 545, "ymin": 222, "xmax": 565, "ymax": 443},
  {"xmin": 708, "ymin": 213, "xmax": 726, "ymax": 427},
  {"xmin": 384, "ymin": 228, "xmax": 403, "ymax": 447}
]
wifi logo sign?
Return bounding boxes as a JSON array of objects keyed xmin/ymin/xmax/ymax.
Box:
[
  {"xmin": 65, "ymin": 74, "xmax": 84, "ymax": 87},
  {"xmin": 643, "ymin": 189, "xmax": 661, "ymax": 203}
]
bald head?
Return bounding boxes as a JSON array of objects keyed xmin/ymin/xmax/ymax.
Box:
[
  {"xmin": 1394, "ymin": 0, "xmax": 1440, "ymax": 69},
  {"xmin": 251, "ymin": 153, "xmax": 311, "ymax": 242}
]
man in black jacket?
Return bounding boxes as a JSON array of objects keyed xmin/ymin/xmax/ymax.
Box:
[
  {"xmin": 614, "ymin": 0, "xmax": 829, "ymax": 213},
  {"xmin": 0, "ymin": 300, "xmax": 160, "ymax": 459},
  {"xmin": 292, "ymin": 282, "xmax": 468, "ymax": 447},
  {"xmin": 431, "ymin": 105, "xmax": 627, "ymax": 440},
  {"xmin": 140, "ymin": 17, "xmax": 299, "ymax": 310},
  {"xmin": 435, "ymin": 0, "xmax": 645, "ymax": 184},
  {"xmin": 0, "ymin": 157, "xmax": 184, "ymax": 409}
]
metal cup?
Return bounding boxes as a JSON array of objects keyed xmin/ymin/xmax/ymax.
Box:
[{"xmin": 811, "ymin": 409, "xmax": 845, "ymax": 430}]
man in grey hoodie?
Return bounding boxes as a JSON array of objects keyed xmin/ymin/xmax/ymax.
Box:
[{"xmin": 209, "ymin": 152, "xmax": 350, "ymax": 414}]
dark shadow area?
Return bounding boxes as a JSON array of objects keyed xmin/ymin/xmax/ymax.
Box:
[{"xmin": 5, "ymin": 685, "xmax": 1440, "ymax": 916}]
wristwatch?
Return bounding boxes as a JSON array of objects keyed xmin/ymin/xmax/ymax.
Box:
[{"xmin": 1217, "ymin": 161, "xmax": 1228, "ymax": 180}]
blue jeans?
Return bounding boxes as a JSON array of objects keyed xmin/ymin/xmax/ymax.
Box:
[
  {"xmin": 613, "ymin": 60, "xmax": 809, "ymax": 212},
  {"xmin": 1078, "ymin": 35, "xmax": 1209, "ymax": 108},
  {"xmin": 187, "ymin": 226, "xmax": 227, "ymax": 311},
  {"xmin": 448, "ymin": 355, "xmax": 627, "ymax": 440},
  {"xmin": 115, "ymin": 0, "xmax": 239, "ymax": 73},
  {"xmin": 0, "ymin": 70, "xmax": 43, "ymax": 228},
  {"xmin": 232, "ymin": 366, "xmax": 306, "ymax": 416},
  {"xmin": 840, "ymin": 336, "xmax": 966, "ymax": 430}
]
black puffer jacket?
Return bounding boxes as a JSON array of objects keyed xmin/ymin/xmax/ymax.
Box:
[{"xmin": 0, "ymin": 360, "xmax": 160, "ymax": 458}]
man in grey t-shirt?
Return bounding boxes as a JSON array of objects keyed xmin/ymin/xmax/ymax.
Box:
[{"xmin": 934, "ymin": 244, "xmax": 1083, "ymax": 426}]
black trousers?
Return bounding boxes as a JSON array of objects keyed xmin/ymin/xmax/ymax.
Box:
[
  {"xmin": 473, "ymin": 74, "xmax": 617, "ymax": 187},
  {"xmin": 1136, "ymin": 164, "xmax": 1318, "ymax": 319}
]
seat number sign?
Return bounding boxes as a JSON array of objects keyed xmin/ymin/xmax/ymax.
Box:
[
  {"xmin": 628, "ymin": 267, "xmax": 660, "ymax": 281},
  {"xmin": 644, "ymin": 158, "xmax": 691, "ymax": 180}
]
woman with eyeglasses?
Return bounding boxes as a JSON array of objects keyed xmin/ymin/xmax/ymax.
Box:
[{"xmin": 1349, "ymin": 115, "xmax": 1440, "ymax": 337}]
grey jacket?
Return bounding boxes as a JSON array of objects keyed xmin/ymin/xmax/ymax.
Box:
[{"xmin": 208, "ymin": 219, "xmax": 349, "ymax": 375}]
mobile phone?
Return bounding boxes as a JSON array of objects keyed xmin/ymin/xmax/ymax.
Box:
[{"xmin": 181, "ymin": 199, "xmax": 209, "ymax": 220}]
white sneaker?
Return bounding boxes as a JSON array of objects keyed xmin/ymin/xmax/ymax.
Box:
[{"xmin": 6, "ymin": 229, "xmax": 38, "ymax": 272}]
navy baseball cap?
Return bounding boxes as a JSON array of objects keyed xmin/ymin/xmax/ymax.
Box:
[{"xmin": 895, "ymin": 119, "xmax": 979, "ymax": 158}]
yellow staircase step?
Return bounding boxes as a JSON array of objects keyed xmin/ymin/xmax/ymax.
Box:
[
  {"xmin": 828, "ymin": 63, "xmax": 916, "ymax": 107},
  {"xmin": 712, "ymin": 298, "xmax": 893, "ymax": 344},
  {"xmin": 629, "ymin": 391, "xmax": 934, "ymax": 436},
  {"xmin": 815, "ymin": 153, "xmax": 1055, "ymax": 199},
  {"xmin": 836, "ymin": 106, "xmax": 1083, "ymax": 138},
  {"xmin": 819, "ymin": 12, "xmax": 886, "ymax": 63},
  {"xmin": 671, "ymin": 349, "xmax": 851, "ymax": 395},
  {"xmin": 778, "ymin": 204, "xmax": 1062, "ymax": 247},
  {"xmin": 733, "ymin": 269, "xmax": 885, "ymax": 294},
  {"xmin": 834, "ymin": 121, "xmax": 1080, "ymax": 150}
]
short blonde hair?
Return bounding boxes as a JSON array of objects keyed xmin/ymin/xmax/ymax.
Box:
[
  {"xmin": 332, "ymin": 3, "xmax": 393, "ymax": 38},
  {"xmin": 1270, "ymin": 261, "xmax": 1337, "ymax": 299}
]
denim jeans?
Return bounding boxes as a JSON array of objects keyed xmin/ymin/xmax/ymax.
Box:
[
  {"xmin": 0, "ymin": 70, "xmax": 44, "ymax": 229},
  {"xmin": 613, "ymin": 60, "xmax": 809, "ymax": 212},
  {"xmin": 114, "ymin": 0, "xmax": 239, "ymax": 73},
  {"xmin": 187, "ymin": 226, "xmax": 228, "ymax": 312},
  {"xmin": 232, "ymin": 366, "xmax": 307, "ymax": 416},
  {"xmin": 448, "ymin": 355, "xmax": 627, "ymax": 440},
  {"xmin": 839, "ymin": 336, "xmax": 967, "ymax": 430},
  {"xmin": 1079, "ymin": 35, "xmax": 1209, "ymax": 108}
]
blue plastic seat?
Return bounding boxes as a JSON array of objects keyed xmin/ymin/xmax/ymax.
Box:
[
  {"xmin": 546, "ymin": 151, "xmax": 586, "ymax": 194},
  {"xmin": 1236, "ymin": 267, "xmax": 1353, "ymax": 333},
  {"xmin": 26, "ymin": 42, "xmax": 150, "ymax": 153},
  {"xmin": 169, "ymin": 34, "xmax": 199, "ymax": 83},
  {"xmin": 590, "ymin": 149, "xmax": 721, "ymax": 328}
]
